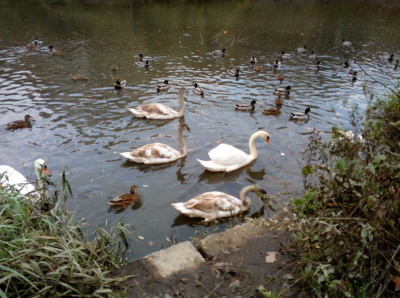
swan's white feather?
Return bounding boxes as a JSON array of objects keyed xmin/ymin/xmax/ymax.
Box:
[{"xmin": 0, "ymin": 165, "xmax": 36, "ymax": 195}]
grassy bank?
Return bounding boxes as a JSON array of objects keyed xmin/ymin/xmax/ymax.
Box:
[
  {"xmin": 0, "ymin": 173, "xmax": 132, "ymax": 297},
  {"xmin": 290, "ymin": 89, "xmax": 400, "ymax": 297}
]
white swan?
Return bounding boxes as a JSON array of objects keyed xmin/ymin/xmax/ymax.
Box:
[
  {"xmin": 171, "ymin": 185, "xmax": 266, "ymax": 222},
  {"xmin": 128, "ymin": 87, "xmax": 187, "ymax": 119},
  {"xmin": 119, "ymin": 123, "xmax": 193, "ymax": 164},
  {"xmin": 0, "ymin": 158, "xmax": 51, "ymax": 201},
  {"xmin": 197, "ymin": 131, "xmax": 271, "ymax": 172}
]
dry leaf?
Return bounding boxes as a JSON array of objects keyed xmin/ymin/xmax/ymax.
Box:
[
  {"xmin": 390, "ymin": 274, "xmax": 400, "ymax": 290},
  {"xmin": 138, "ymin": 235, "xmax": 144, "ymax": 240},
  {"xmin": 212, "ymin": 262, "xmax": 237, "ymax": 273},
  {"xmin": 265, "ymin": 251, "xmax": 277, "ymax": 263}
]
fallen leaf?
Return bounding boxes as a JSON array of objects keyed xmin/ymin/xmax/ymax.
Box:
[
  {"xmin": 138, "ymin": 236, "xmax": 144, "ymax": 240},
  {"xmin": 212, "ymin": 262, "xmax": 237, "ymax": 273},
  {"xmin": 390, "ymin": 274, "xmax": 400, "ymax": 290},
  {"xmin": 265, "ymin": 251, "xmax": 277, "ymax": 263}
]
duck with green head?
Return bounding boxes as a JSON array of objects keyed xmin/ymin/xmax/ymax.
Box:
[
  {"xmin": 114, "ymin": 80, "xmax": 126, "ymax": 89},
  {"xmin": 157, "ymin": 80, "xmax": 169, "ymax": 92},
  {"xmin": 235, "ymin": 100, "xmax": 257, "ymax": 111}
]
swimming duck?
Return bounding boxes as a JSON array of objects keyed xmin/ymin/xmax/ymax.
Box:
[
  {"xmin": 128, "ymin": 87, "xmax": 187, "ymax": 119},
  {"xmin": 114, "ymin": 80, "xmax": 126, "ymax": 89},
  {"xmin": 31, "ymin": 37, "xmax": 43, "ymax": 45},
  {"xmin": 171, "ymin": 185, "xmax": 266, "ymax": 222},
  {"xmin": 263, "ymin": 108, "xmax": 281, "ymax": 116},
  {"xmin": 235, "ymin": 100, "xmax": 257, "ymax": 111},
  {"xmin": 345, "ymin": 71, "xmax": 358, "ymax": 82},
  {"xmin": 119, "ymin": 123, "xmax": 192, "ymax": 164},
  {"xmin": 135, "ymin": 60, "xmax": 150, "ymax": 68},
  {"xmin": 309, "ymin": 50, "xmax": 318, "ymax": 59},
  {"xmin": 213, "ymin": 48, "xmax": 225, "ymax": 56},
  {"xmin": 197, "ymin": 131, "xmax": 271, "ymax": 172},
  {"xmin": 139, "ymin": 54, "xmax": 154, "ymax": 61},
  {"xmin": 274, "ymin": 85, "xmax": 291, "ymax": 95},
  {"xmin": 6, "ymin": 115, "xmax": 34, "ymax": 130},
  {"xmin": 227, "ymin": 68, "xmax": 240, "ymax": 78},
  {"xmin": 341, "ymin": 39, "xmax": 352, "ymax": 46},
  {"xmin": 394, "ymin": 59, "xmax": 399, "ymax": 70},
  {"xmin": 69, "ymin": 74, "xmax": 88, "ymax": 81},
  {"xmin": 250, "ymin": 57, "xmax": 257, "ymax": 64},
  {"xmin": 290, "ymin": 107, "xmax": 311, "ymax": 120},
  {"xmin": 306, "ymin": 61, "xmax": 321, "ymax": 71},
  {"xmin": 109, "ymin": 185, "xmax": 141, "ymax": 208},
  {"xmin": 281, "ymin": 51, "xmax": 293, "ymax": 60},
  {"xmin": 193, "ymin": 83, "xmax": 204, "ymax": 96},
  {"xmin": 296, "ymin": 45, "xmax": 307, "ymax": 53},
  {"xmin": 0, "ymin": 158, "xmax": 51, "ymax": 202},
  {"xmin": 254, "ymin": 64, "xmax": 264, "ymax": 72},
  {"xmin": 157, "ymin": 80, "xmax": 169, "ymax": 92},
  {"xmin": 110, "ymin": 64, "xmax": 119, "ymax": 71},
  {"xmin": 388, "ymin": 54, "xmax": 394, "ymax": 63},
  {"xmin": 276, "ymin": 73, "xmax": 285, "ymax": 84},
  {"xmin": 26, "ymin": 41, "xmax": 39, "ymax": 51},
  {"xmin": 272, "ymin": 60, "xmax": 281, "ymax": 69},
  {"xmin": 343, "ymin": 61, "xmax": 350, "ymax": 68},
  {"xmin": 39, "ymin": 45, "xmax": 54, "ymax": 54}
]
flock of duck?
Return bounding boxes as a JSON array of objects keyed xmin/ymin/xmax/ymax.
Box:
[{"xmin": 2, "ymin": 37, "xmax": 399, "ymax": 223}]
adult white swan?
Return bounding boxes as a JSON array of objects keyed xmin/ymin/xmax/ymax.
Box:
[
  {"xmin": 197, "ymin": 131, "xmax": 271, "ymax": 172},
  {"xmin": 119, "ymin": 123, "xmax": 193, "ymax": 164},
  {"xmin": 128, "ymin": 87, "xmax": 187, "ymax": 119},
  {"xmin": 171, "ymin": 185, "xmax": 266, "ymax": 222},
  {"xmin": 0, "ymin": 158, "xmax": 51, "ymax": 201}
]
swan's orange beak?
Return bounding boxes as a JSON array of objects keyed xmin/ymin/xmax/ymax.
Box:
[
  {"xmin": 43, "ymin": 165, "xmax": 51, "ymax": 176},
  {"xmin": 266, "ymin": 137, "xmax": 271, "ymax": 145}
]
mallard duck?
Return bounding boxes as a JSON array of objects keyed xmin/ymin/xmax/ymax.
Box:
[
  {"xmin": 69, "ymin": 74, "xmax": 88, "ymax": 81},
  {"xmin": 290, "ymin": 107, "xmax": 311, "ymax": 120},
  {"xmin": 394, "ymin": 59, "xmax": 399, "ymax": 70},
  {"xmin": 276, "ymin": 73, "xmax": 285, "ymax": 83},
  {"xmin": 31, "ymin": 37, "xmax": 43, "ymax": 45},
  {"xmin": 296, "ymin": 45, "xmax": 307, "ymax": 53},
  {"xmin": 26, "ymin": 41, "xmax": 39, "ymax": 51},
  {"xmin": 309, "ymin": 50, "xmax": 318, "ymax": 59},
  {"xmin": 235, "ymin": 100, "xmax": 257, "ymax": 111},
  {"xmin": 345, "ymin": 71, "xmax": 358, "ymax": 82},
  {"xmin": 213, "ymin": 48, "xmax": 225, "ymax": 55},
  {"xmin": 139, "ymin": 53, "xmax": 154, "ymax": 61},
  {"xmin": 6, "ymin": 115, "xmax": 34, "ymax": 130},
  {"xmin": 263, "ymin": 108, "xmax": 281, "ymax": 116},
  {"xmin": 114, "ymin": 80, "xmax": 126, "ymax": 89},
  {"xmin": 388, "ymin": 54, "xmax": 394, "ymax": 63},
  {"xmin": 119, "ymin": 123, "xmax": 192, "ymax": 164},
  {"xmin": 343, "ymin": 61, "xmax": 350, "ymax": 68},
  {"xmin": 193, "ymin": 83, "xmax": 204, "ymax": 96},
  {"xmin": 306, "ymin": 61, "xmax": 321, "ymax": 71},
  {"xmin": 274, "ymin": 85, "xmax": 291, "ymax": 95},
  {"xmin": 109, "ymin": 185, "xmax": 141, "ymax": 208},
  {"xmin": 341, "ymin": 39, "xmax": 352, "ymax": 46},
  {"xmin": 39, "ymin": 45, "xmax": 54, "ymax": 54},
  {"xmin": 157, "ymin": 80, "xmax": 169, "ymax": 92},
  {"xmin": 250, "ymin": 57, "xmax": 257, "ymax": 64},
  {"xmin": 227, "ymin": 68, "xmax": 240, "ymax": 78},
  {"xmin": 128, "ymin": 87, "xmax": 187, "ymax": 119},
  {"xmin": 135, "ymin": 60, "xmax": 150, "ymax": 68},
  {"xmin": 0, "ymin": 158, "xmax": 51, "ymax": 202},
  {"xmin": 171, "ymin": 185, "xmax": 266, "ymax": 222},
  {"xmin": 110, "ymin": 64, "xmax": 119, "ymax": 71},
  {"xmin": 197, "ymin": 131, "xmax": 271, "ymax": 172},
  {"xmin": 272, "ymin": 60, "xmax": 281, "ymax": 69},
  {"xmin": 254, "ymin": 64, "xmax": 264, "ymax": 72},
  {"xmin": 281, "ymin": 51, "xmax": 293, "ymax": 59}
]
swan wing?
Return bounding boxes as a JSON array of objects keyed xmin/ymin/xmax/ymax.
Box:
[
  {"xmin": 0, "ymin": 165, "xmax": 36, "ymax": 195},
  {"xmin": 208, "ymin": 144, "xmax": 249, "ymax": 166}
]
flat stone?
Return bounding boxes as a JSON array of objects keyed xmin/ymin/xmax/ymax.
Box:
[{"xmin": 144, "ymin": 241, "xmax": 205, "ymax": 279}]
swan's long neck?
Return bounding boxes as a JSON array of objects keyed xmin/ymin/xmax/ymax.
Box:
[
  {"xmin": 248, "ymin": 131, "xmax": 266, "ymax": 159},
  {"xmin": 34, "ymin": 165, "xmax": 44, "ymax": 189},
  {"xmin": 178, "ymin": 126, "xmax": 187, "ymax": 157},
  {"xmin": 178, "ymin": 90, "xmax": 185, "ymax": 116},
  {"xmin": 239, "ymin": 185, "xmax": 259, "ymax": 211}
]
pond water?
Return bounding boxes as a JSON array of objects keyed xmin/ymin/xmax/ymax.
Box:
[{"xmin": 1, "ymin": 0, "xmax": 399, "ymax": 260}]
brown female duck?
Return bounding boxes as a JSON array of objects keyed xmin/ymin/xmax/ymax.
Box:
[
  {"xmin": 6, "ymin": 115, "xmax": 33, "ymax": 130},
  {"xmin": 109, "ymin": 185, "xmax": 141, "ymax": 208}
]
